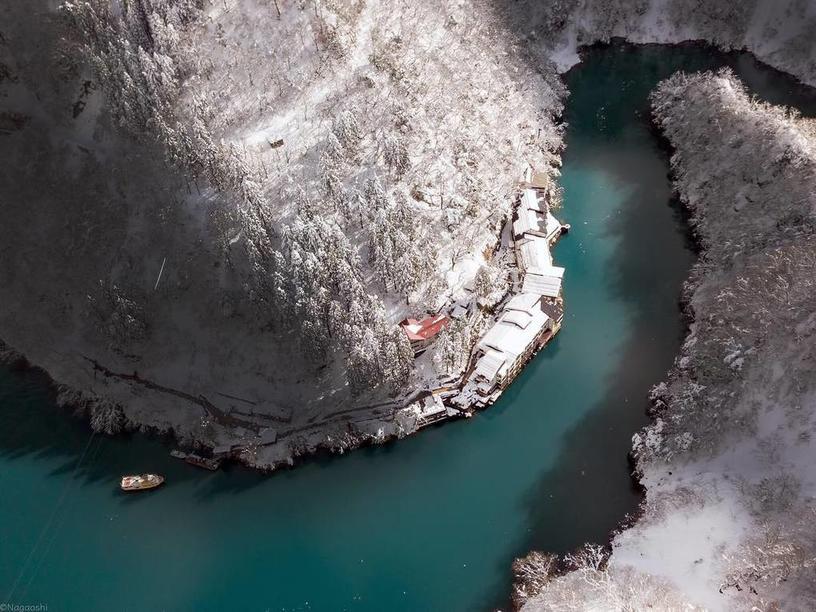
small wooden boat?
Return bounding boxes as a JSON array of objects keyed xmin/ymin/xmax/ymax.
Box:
[
  {"xmin": 120, "ymin": 474, "xmax": 165, "ymax": 491},
  {"xmin": 184, "ymin": 454, "xmax": 222, "ymax": 471}
]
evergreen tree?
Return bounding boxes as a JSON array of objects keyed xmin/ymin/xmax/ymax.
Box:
[
  {"xmin": 320, "ymin": 133, "xmax": 344, "ymax": 199},
  {"xmin": 333, "ymin": 109, "xmax": 363, "ymax": 159},
  {"xmin": 383, "ymin": 132, "xmax": 410, "ymax": 177}
]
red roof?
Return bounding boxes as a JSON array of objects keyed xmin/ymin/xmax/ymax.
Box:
[{"xmin": 400, "ymin": 314, "xmax": 450, "ymax": 342}]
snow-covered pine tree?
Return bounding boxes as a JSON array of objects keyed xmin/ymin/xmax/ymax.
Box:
[
  {"xmin": 320, "ymin": 133, "xmax": 344, "ymax": 200},
  {"xmin": 433, "ymin": 327, "xmax": 456, "ymax": 374},
  {"xmin": 363, "ymin": 177, "xmax": 389, "ymax": 214},
  {"xmin": 383, "ymin": 132, "xmax": 410, "ymax": 177},
  {"xmin": 333, "ymin": 109, "xmax": 363, "ymax": 159},
  {"xmin": 473, "ymin": 261, "xmax": 508, "ymax": 309}
]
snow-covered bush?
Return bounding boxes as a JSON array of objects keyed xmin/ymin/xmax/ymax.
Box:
[
  {"xmin": 521, "ymin": 564, "xmax": 699, "ymax": 611},
  {"xmin": 722, "ymin": 511, "xmax": 816, "ymax": 609},
  {"xmin": 511, "ymin": 551, "xmax": 557, "ymax": 609},
  {"xmin": 89, "ymin": 400, "xmax": 126, "ymax": 434}
]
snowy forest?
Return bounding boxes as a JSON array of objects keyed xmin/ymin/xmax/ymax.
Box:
[
  {"xmin": 2, "ymin": 0, "xmax": 811, "ymax": 458},
  {"xmin": 55, "ymin": 0, "xmax": 562, "ymax": 394},
  {"xmin": 0, "ymin": 0, "xmax": 570, "ymax": 468}
]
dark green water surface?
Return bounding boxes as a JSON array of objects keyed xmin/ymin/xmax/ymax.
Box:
[{"xmin": 3, "ymin": 43, "xmax": 816, "ymax": 611}]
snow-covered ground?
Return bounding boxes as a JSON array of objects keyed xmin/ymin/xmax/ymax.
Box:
[{"xmin": 494, "ymin": 0, "xmax": 816, "ymax": 87}]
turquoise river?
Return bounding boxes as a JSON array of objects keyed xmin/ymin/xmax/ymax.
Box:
[{"xmin": 3, "ymin": 43, "xmax": 816, "ymax": 611}]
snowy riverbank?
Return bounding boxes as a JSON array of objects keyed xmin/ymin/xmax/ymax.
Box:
[
  {"xmin": 0, "ymin": 175, "xmax": 567, "ymax": 472},
  {"xmin": 514, "ymin": 65, "xmax": 816, "ymax": 612},
  {"xmin": 485, "ymin": 2, "xmax": 816, "ymax": 609}
]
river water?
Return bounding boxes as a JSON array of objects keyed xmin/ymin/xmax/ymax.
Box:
[{"xmin": 3, "ymin": 43, "xmax": 816, "ymax": 611}]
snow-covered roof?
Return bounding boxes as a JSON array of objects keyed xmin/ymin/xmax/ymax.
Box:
[
  {"xmin": 479, "ymin": 324, "xmax": 509, "ymax": 354},
  {"xmin": 477, "ymin": 306, "xmax": 550, "ymax": 360},
  {"xmin": 516, "ymin": 235, "xmax": 552, "ymax": 270},
  {"xmin": 522, "ymin": 265, "xmax": 565, "ymax": 298},
  {"xmin": 523, "ymin": 275, "xmax": 562, "ymax": 297},
  {"xmin": 450, "ymin": 303, "xmax": 468, "ymax": 320},
  {"xmin": 531, "ymin": 264, "xmax": 564, "ymax": 279},
  {"xmin": 545, "ymin": 212, "xmax": 562, "ymax": 241},
  {"xmin": 419, "ymin": 394, "xmax": 446, "ymax": 417},
  {"xmin": 401, "ymin": 314, "xmax": 450, "ymax": 341},
  {"xmin": 521, "ymin": 188, "xmax": 546, "ymax": 213},
  {"xmin": 474, "ymin": 348, "xmax": 507, "ymax": 382},
  {"xmin": 257, "ymin": 428, "xmax": 277, "ymax": 445},
  {"xmin": 503, "ymin": 310, "xmax": 532, "ymax": 329},
  {"xmin": 516, "ymin": 189, "xmax": 562, "ymax": 243},
  {"xmin": 529, "ymin": 171, "xmax": 551, "ymax": 190},
  {"xmin": 505, "ymin": 292, "xmax": 541, "ymax": 313},
  {"xmin": 513, "ymin": 206, "xmax": 547, "ymax": 238}
]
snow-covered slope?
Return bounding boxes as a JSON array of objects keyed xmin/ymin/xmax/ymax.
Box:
[
  {"xmin": 0, "ymin": 0, "xmax": 566, "ymax": 468},
  {"xmin": 517, "ymin": 68, "xmax": 816, "ymax": 612}
]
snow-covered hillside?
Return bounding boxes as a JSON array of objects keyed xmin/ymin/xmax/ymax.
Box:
[
  {"xmin": 517, "ymin": 68, "xmax": 816, "ymax": 612},
  {"xmin": 0, "ymin": 0, "xmax": 566, "ymax": 467}
]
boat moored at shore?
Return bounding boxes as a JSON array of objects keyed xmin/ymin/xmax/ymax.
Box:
[{"xmin": 170, "ymin": 449, "xmax": 223, "ymax": 470}]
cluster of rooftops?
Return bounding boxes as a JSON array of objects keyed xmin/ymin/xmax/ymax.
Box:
[
  {"xmin": 400, "ymin": 181, "xmax": 566, "ymax": 410},
  {"xmin": 513, "ymin": 188, "xmax": 566, "ymax": 298},
  {"xmin": 466, "ymin": 187, "xmax": 566, "ymax": 400},
  {"xmin": 472, "ymin": 291, "xmax": 561, "ymax": 393}
]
